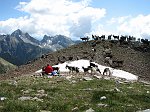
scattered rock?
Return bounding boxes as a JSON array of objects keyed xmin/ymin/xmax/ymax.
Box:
[
  {"xmin": 83, "ymin": 77, "xmax": 93, "ymax": 81},
  {"xmin": 100, "ymin": 96, "xmax": 107, "ymax": 100},
  {"xmin": 72, "ymin": 107, "xmax": 79, "ymax": 112},
  {"xmin": 103, "ymin": 77, "xmax": 111, "ymax": 80},
  {"xmin": 37, "ymin": 89, "xmax": 45, "ymax": 94},
  {"xmin": 97, "ymin": 103, "xmax": 108, "ymax": 107},
  {"xmin": 35, "ymin": 93, "xmax": 48, "ymax": 98},
  {"xmin": 56, "ymin": 79, "xmax": 63, "ymax": 83},
  {"xmin": 32, "ymin": 73, "xmax": 43, "ymax": 78},
  {"xmin": 0, "ymin": 97, "xmax": 7, "ymax": 101},
  {"xmin": 40, "ymin": 110, "xmax": 51, "ymax": 112},
  {"xmin": 86, "ymin": 108, "xmax": 95, "ymax": 112},
  {"xmin": 22, "ymin": 89, "xmax": 34, "ymax": 94},
  {"xmin": 71, "ymin": 80, "xmax": 77, "ymax": 83},
  {"xmin": 93, "ymin": 75, "xmax": 102, "ymax": 79},
  {"xmin": 18, "ymin": 96, "xmax": 43, "ymax": 102},
  {"xmin": 18, "ymin": 96, "xmax": 32, "ymax": 101},
  {"xmin": 80, "ymin": 88, "xmax": 93, "ymax": 91},
  {"xmin": 137, "ymin": 109, "xmax": 150, "ymax": 112},
  {"xmin": 23, "ymin": 90, "xmax": 30, "ymax": 94},
  {"xmin": 9, "ymin": 80, "xmax": 18, "ymax": 86},
  {"xmin": 114, "ymin": 87, "xmax": 121, "ymax": 92},
  {"xmin": 127, "ymin": 104, "xmax": 133, "ymax": 107},
  {"xmin": 66, "ymin": 75, "xmax": 73, "ymax": 81},
  {"xmin": 32, "ymin": 97, "xmax": 43, "ymax": 102},
  {"xmin": 127, "ymin": 86, "xmax": 133, "ymax": 89}
]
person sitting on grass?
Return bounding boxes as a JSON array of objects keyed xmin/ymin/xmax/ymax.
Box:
[{"xmin": 42, "ymin": 64, "xmax": 53, "ymax": 75}]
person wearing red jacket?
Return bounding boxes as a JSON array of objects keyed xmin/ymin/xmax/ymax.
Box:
[{"xmin": 43, "ymin": 64, "xmax": 53, "ymax": 75}]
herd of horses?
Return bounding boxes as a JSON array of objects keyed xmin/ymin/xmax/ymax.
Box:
[
  {"xmin": 65, "ymin": 61, "xmax": 112, "ymax": 77},
  {"xmin": 81, "ymin": 34, "xmax": 136, "ymax": 42},
  {"xmin": 79, "ymin": 34, "xmax": 150, "ymax": 70},
  {"xmin": 80, "ymin": 34, "xmax": 149, "ymax": 46}
]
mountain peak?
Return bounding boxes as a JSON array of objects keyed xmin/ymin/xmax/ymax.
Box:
[
  {"xmin": 43, "ymin": 35, "xmax": 51, "ymax": 39},
  {"xmin": 11, "ymin": 29, "xmax": 23, "ymax": 37},
  {"xmin": 41, "ymin": 35, "xmax": 52, "ymax": 43}
]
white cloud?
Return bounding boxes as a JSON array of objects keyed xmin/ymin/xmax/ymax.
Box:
[
  {"xmin": 105, "ymin": 14, "xmax": 150, "ymax": 40},
  {"xmin": 0, "ymin": 16, "xmax": 35, "ymax": 34},
  {"xmin": 117, "ymin": 14, "xmax": 150, "ymax": 39},
  {"xmin": 0, "ymin": 0, "xmax": 106, "ymax": 40},
  {"xmin": 107, "ymin": 16, "xmax": 131, "ymax": 25}
]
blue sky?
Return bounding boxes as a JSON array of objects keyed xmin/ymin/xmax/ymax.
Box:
[
  {"xmin": 0, "ymin": 0, "xmax": 28, "ymax": 20},
  {"xmin": 0, "ymin": 0, "xmax": 150, "ymax": 40},
  {"xmin": 92, "ymin": 0, "xmax": 150, "ymax": 15},
  {"xmin": 1, "ymin": 0, "xmax": 150, "ymax": 20}
]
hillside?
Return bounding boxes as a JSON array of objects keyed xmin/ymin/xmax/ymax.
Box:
[
  {"xmin": 0, "ymin": 57, "xmax": 16, "ymax": 74},
  {"xmin": 1, "ymin": 40, "xmax": 150, "ymax": 81}
]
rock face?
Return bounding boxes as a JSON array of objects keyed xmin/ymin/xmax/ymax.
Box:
[
  {"xmin": 0, "ymin": 29, "xmax": 76, "ymax": 65},
  {"xmin": 41, "ymin": 35, "xmax": 74, "ymax": 50}
]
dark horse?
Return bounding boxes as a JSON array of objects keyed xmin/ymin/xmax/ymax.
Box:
[{"xmin": 80, "ymin": 37, "xmax": 89, "ymax": 41}]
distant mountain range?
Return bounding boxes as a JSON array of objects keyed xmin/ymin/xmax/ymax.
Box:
[{"xmin": 0, "ymin": 29, "xmax": 78, "ymax": 65}]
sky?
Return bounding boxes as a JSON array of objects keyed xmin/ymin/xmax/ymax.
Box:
[{"xmin": 0, "ymin": 0, "xmax": 150, "ymax": 40}]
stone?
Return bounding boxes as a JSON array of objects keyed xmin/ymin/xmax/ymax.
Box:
[
  {"xmin": 137, "ymin": 109, "xmax": 150, "ymax": 112},
  {"xmin": 32, "ymin": 97, "xmax": 43, "ymax": 102},
  {"xmin": 114, "ymin": 87, "xmax": 121, "ymax": 92},
  {"xmin": 35, "ymin": 93, "xmax": 48, "ymax": 98},
  {"xmin": 22, "ymin": 89, "xmax": 34, "ymax": 94},
  {"xmin": 100, "ymin": 96, "xmax": 107, "ymax": 100},
  {"xmin": 66, "ymin": 75, "xmax": 73, "ymax": 81},
  {"xmin": 93, "ymin": 75, "xmax": 102, "ymax": 79},
  {"xmin": 103, "ymin": 77, "xmax": 111, "ymax": 80},
  {"xmin": 83, "ymin": 77, "xmax": 93, "ymax": 81},
  {"xmin": 40, "ymin": 110, "xmax": 51, "ymax": 112},
  {"xmin": 86, "ymin": 108, "xmax": 95, "ymax": 112},
  {"xmin": 97, "ymin": 103, "xmax": 108, "ymax": 107},
  {"xmin": 72, "ymin": 107, "xmax": 79, "ymax": 112},
  {"xmin": 37, "ymin": 89, "xmax": 45, "ymax": 94},
  {"xmin": 0, "ymin": 97, "xmax": 7, "ymax": 101},
  {"xmin": 18, "ymin": 96, "xmax": 32, "ymax": 101}
]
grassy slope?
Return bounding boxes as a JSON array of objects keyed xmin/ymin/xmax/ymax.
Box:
[
  {"xmin": 0, "ymin": 75, "xmax": 150, "ymax": 112},
  {"xmin": 0, "ymin": 58, "xmax": 16, "ymax": 74}
]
